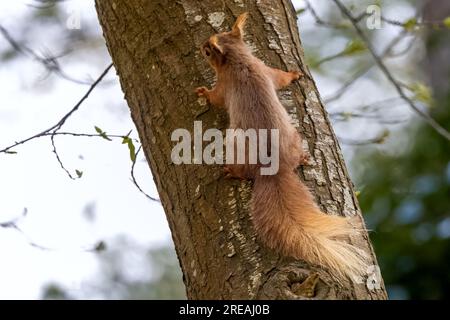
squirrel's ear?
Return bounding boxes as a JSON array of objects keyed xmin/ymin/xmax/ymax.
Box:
[
  {"xmin": 231, "ymin": 12, "xmax": 248, "ymax": 38},
  {"xmin": 210, "ymin": 35, "xmax": 224, "ymax": 54}
]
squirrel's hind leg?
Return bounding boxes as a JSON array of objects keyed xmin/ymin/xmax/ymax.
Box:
[{"xmin": 287, "ymin": 131, "xmax": 312, "ymax": 168}]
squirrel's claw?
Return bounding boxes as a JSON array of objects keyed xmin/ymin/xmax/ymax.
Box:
[
  {"xmin": 223, "ymin": 166, "xmax": 233, "ymax": 179},
  {"xmin": 290, "ymin": 70, "xmax": 303, "ymax": 81},
  {"xmin": 223, "ymin": 165, "xmax": 248, "ymax": 180},
  {"xmin": 195, "ymin": 86, "xmax": 208, "ymax": 97}
]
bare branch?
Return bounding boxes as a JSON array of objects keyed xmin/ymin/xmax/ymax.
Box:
[
  {"xmin": 339, "ymin": 130, "xmax": 390, "ymax": 146},
  {"xmin": 324, "ymin": 66, "xmax": 372, "ymax": 104},
  {"xmin": 46, "ymin": 132, "xmax": 138, "ymax": 140},
  {"xmin": 0, "ymin": 208, "xmax": 106, "ymax": 252},
  {"xmin": 51, "ymin": 134, "xmax": 76, "ymax": 179},
  {"xmin": 324, "ymin": 30, "xmax": 409, "ymax": 104},
  {"xmin": 0, "ymin": 63, "xmax": 113, "ymax": 155},
  {"xmin": 0, "ymin": 24, "xmax": 94, "ymax": 85},
  {"xmin": 332, "ymin": 0, "xmax": 450, "ymax": 141},
  {"xmin": 304, "ymin": 0, "xmax": 350, "ymax": 29},
  {"xmin": 331, "ymin": 113, "xmax": 407, "ymax": 125},
  {"xmin": 0, "ymin": 208, "xmax": 53, "ymax": 250},
  {"xmin": 304, "ymin": 1, "xmax": 448, "ymax": 30}
]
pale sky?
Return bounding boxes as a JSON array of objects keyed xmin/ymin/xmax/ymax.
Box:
[{"xmin": 0, "ymin": 0, "xmax": 169, "ymax": 299}]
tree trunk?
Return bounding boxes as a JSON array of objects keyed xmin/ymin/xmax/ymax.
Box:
[{"xmin": 95, "ymin": 0, "xmax": 387, "ymax": 300}]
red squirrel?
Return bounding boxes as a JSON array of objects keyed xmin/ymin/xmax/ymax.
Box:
[{"xmin": 196, "ymin": 13, "xmax": 367, "ymax": 282}]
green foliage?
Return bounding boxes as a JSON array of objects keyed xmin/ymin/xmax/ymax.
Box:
[
  {"xmin": 342, "ymin": 39, "xmax": 366, "ymax": 56},
  {"xmin": 31, "ymin": 4, "xmax": 60, "ymax": 21},
  {"xmin": 409, "ymin": 83, "xmax": 434, "ymax": 107},
  {"xmin": 1, "ymin": 49, "xmax": 18, "ymax": 62},
  {"xmin": 42, "ymin": 284, "xmax": 72, "ymax": 300},
  {"xmin": 312, "ymin": 38, "xmax": 366, "ymax": 69},
  {"xmin": 353, "ymin": 92, "xmax": 450, "ymax": 300},
  {"xmin": 122, "ymin": 136, "xmax": 136, "ymax": 162},
  {"xmin": 403, "ymin": 18, "xmax": 417, "ymax": 31},
  {"xmin": 443, "ymin": 17, "xmax": 450, "ymax": 29},
  {"xmin": 75, "ymin": 169, "xmax": 83, "ymax": 178}
]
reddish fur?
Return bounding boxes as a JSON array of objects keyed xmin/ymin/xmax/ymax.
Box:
[{"xmin": 196, "ymin": 13, "xmax": 368, "ymax": 281}]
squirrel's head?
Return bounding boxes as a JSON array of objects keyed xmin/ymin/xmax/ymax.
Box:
[{"xmin": 201, "ymin": 12, "xmax": 248, "ymax": 69}]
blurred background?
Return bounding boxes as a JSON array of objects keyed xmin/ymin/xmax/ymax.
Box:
[{"xmin": 0, "ymin": 0, "xmax": 448, "ymax": 299}]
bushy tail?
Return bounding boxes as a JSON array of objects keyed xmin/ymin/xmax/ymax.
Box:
[{"xmin": 251, "ymin": 169, "xmax": 368, "ymax": 281}]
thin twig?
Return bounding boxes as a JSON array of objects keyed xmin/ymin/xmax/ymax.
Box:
[
  {"xmin": 51, "ymin": 134, "xmax": 75, "ymax": 179},
  {"xmin": 0, "ymin": 24, "xmax": 93, "ymax": 85},
  {"xmin": 0, "ymin": 208, "xmax": 104, "ymax": 252},
  {"xmin": 330, "ymin": 97, "xmax": 408, "ymax": 124},
  {"xmin": 304, "ymin": 1, "xmax": 446, "ymax": 30},
  {"xmin": 130, "ymin": 146, "xmax": 161, "ymax": 203},
  {"xmin": 331, "ymin": 113, "xmax": 407, "ymax": 125},
  {"xmin": 324, "ymin": 29, "xmax": 409, "ymax": 104},
  {"xmin": 324, "ymin": 65, "xmax": 372, "ymax": 104},
  {"xmin": 1, "ymin": 63, "xmax": 114, "ymax": 179},
  {"xmin": 304, "ymin": 0, "xmax": 350, "ymax": 29},
  {"xmin": 0, "ymin": 63, "xmax": 113, "ymax": 155},
  {"xmin": 339, "ymin": 130, "xmax": 390, "ymax": 146}
]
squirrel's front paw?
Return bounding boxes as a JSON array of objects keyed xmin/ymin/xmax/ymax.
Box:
[
  {"xmin": 195, "ymin": 86, "xmax": 209, "ymax": 97},
  {"xmin": 289, "ymin": 71, "xmax": 303, "ymax": 81}
]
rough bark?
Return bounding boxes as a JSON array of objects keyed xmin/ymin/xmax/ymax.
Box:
[{"xmin": 95, "ymin": 0, "xmax": 387, "ymax": 299}]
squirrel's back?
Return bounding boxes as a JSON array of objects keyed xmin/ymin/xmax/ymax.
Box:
[{"xmin": 224, "ymin": 56, "xmax": 296, "ymax": 164}]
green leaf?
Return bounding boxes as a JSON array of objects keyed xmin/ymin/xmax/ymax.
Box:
[
  {"xmin": 443, "ymin": 17, "xmax": 450, "ymax": 29},
  {"xmin": 94, "ymin": 241, "xmax": 106, "ymax": 252},
  {"xmin": 403, "ymin": 18, "xmax": 417, "ymax": 31},
  {"xmin": 296, "ymin": 8, "xmax": 306, "ymax": 15},
  {"xmin": 342, "ymin": 112, "xmax": 353, "ymax": 120},
  {"xmin": 122, "ymin": 136, "xmax": 136, "ymax": 162},
  {"xmin": 75, "ymin": 169, "xmax": 83, "ymax": 178},
  {"xmin": 94, "ymin": 126, "xmax": 112, "ymax": 141},
  {"xmin": 128, "ymin": 140, "xmax": 136, "ymax": 162},
  {"xmin": 355, "ymin": 190, "xmax": 361, "ymax": 197},
  {"xmin": 1, "ymin": 49, "xmax": 17, "ymax": 62},
  {"xmin": 94, "ymin": 126, "xmax": 103, "ymax": 134},
  {"xmin": 342, "ymin": 39, "xmax": 366, "ymax": 56},
  {"xmin": 410, "ymin": 83, "xmax": 434, "ymax": 106}
]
